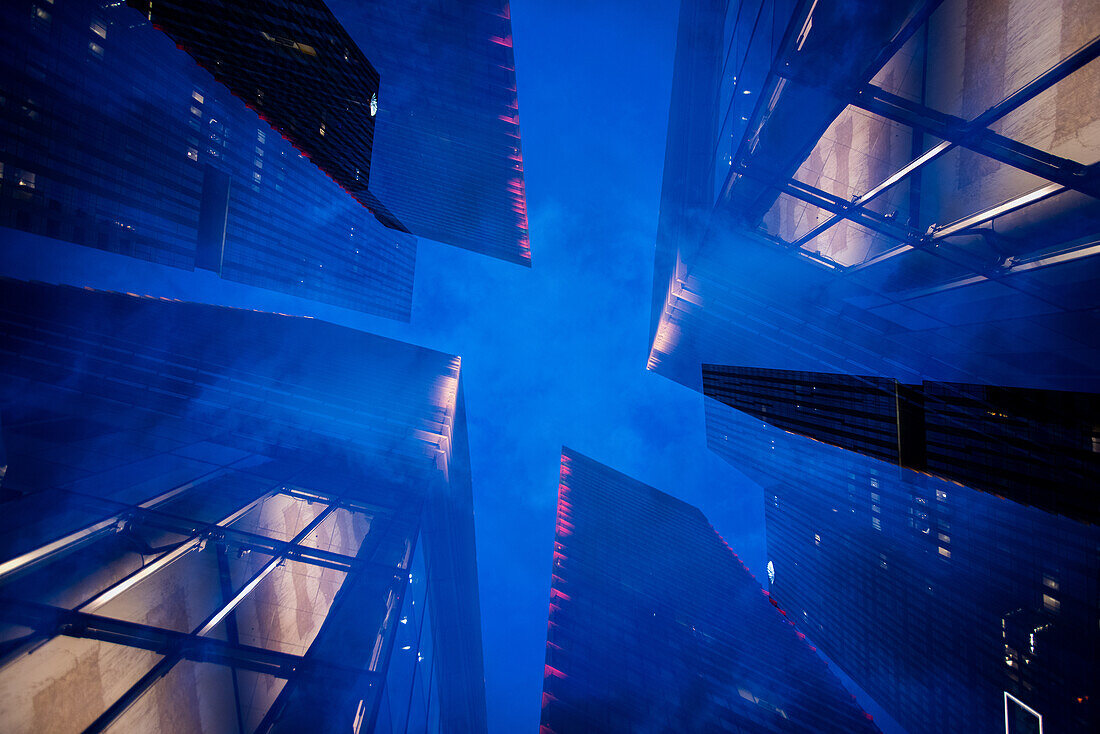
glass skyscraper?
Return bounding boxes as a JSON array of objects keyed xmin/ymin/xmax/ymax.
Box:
[
  {"xmin": 0, "ymin": 278, "xmax": 487, "ymax": 733},
  {"xmin": 652, "ymin": 5, "xmax": 1100, "ymax": 729},
  {"xmin": 702, "ymin": 364, "xmax": 1100, "ymax": 524},
  {"xmin": 325, "ymin": 0, "xmax": 531, "ymax": 265},
  {"xmin": 539, "ymin": 448, "xmax": 882, "ymax": 734},
  {"xmin": 648, "ymin": 0, "xmax": 1100, "ymax": 393},
  {"xmin": 704, "ymin": 397, "xmax": 1099, "ymax": 734},
  {"xmin": 0, "ymin": 0, "xmax": 528, "ymax": 320}
]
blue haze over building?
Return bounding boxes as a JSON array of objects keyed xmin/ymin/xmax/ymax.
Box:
[
  {"xmin": 540, "ymin": 448, "xmax": 882, "ymax": 734},
  {"xmin": 0, "ymin": 0, "xmax": 528, "ymax": 321},
  {"xmin": 704, "ymin": 396, "xmax": 1099, "ymax": 734},
  {"xmin": 649, "ymin": 0, "xmax": 1100, "ymax": 393},
  {"xmin": 2, "ymin": 0, "xmax": 1097, "ymax": 731},
  {"xmin": 0, "ymin": 278, "xmax": 486, "ymax": 733},
  {"xmin": 652, "ymin": 0, "xmax": 1100, "ymax": 732},
  {"xmin": 325, "ymin": 0, "xmax": 532, "ymax": 265}
]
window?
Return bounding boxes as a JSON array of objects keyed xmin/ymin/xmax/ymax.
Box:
[{"xmin": 1042, "ymin": 594, "xmax": 1059, "ymax": 612}]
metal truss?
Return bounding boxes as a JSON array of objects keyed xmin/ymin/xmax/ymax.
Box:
[
  {"xmin": 0, "ymin": 470, "xmax": 416, "ymax": 734},
  {"xmin": 762, "ymin": 30, "xmax": 1100, "ymax": 272}
]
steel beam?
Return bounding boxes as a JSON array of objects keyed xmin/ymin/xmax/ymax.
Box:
[
  {"xmin": 195, "ymin": 504, "xmax": 336, "ymax": 636},
  {"xmin": 778, "ymin": 177, "xmax": 924, "ymax": 245},
  {"xmin": 78, "ymin": 501, "xmax": 341, "ymax": 733},
  {"xmin": 132, "ymin": 506, "xmax": 360, "ymax": 573},
  {"xmin": 971, "ymin": 33, "xmax": 1100, "ymax": 128},
  {"xmin": 851, "ymin": 85, "xmax": 1099, "ymax": 198},
  {"xmin": 931, "ymin": 183, "xmax": 1065, "ymax": 239},
  {"xmin": 0, "ymin": 598, "xmax": 357, "ymax": 679},
  {"xmin": 0, "ymin": 467, "xmax": 234, "ymax": 584},
  {"xmin": 76, "ymin": 489, "xmax": 278, "ymax": 615},
  {"xmin": 769, "ymin": 32, "xmax": 1100, "ymax": 259}
]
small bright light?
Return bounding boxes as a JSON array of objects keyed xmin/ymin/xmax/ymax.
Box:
[
  {"xmin": 401, "ymin": 645, "xmax": 411, "ymax": 650},
  {"xmin": 370, "ymin": 92, "xmax": 378, "ymax": 117}
]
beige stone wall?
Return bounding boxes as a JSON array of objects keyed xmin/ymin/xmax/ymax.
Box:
[
  {"xmin": 0, "ymin": 494, "xmax": 374, "ymax": 732},
  {"xmin": 764, "ymin": 0, "xmax": 1100, "ymax": 265}
]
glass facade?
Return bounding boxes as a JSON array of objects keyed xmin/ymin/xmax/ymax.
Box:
[
  {"xmin": 326, "ymin": 0, "xmax": 531, "ymax": 265},
  {"xmin": 704, "ymin": 398, "xmax": 1099, "ymax": 734},
  {"xmin": 539, "ymin": 448, "xmax": 881, "ymax": 734},
  {"xmin": 1, "ymin": 0, "xmax": 532, "ymax": 320},
  {"xmin": 702, "ymin": 364, "xmax": 1100, "ymax": 524},
  {"xmin": 128, "ymin": 0, "xmax": 385, "ymax": 217},
  {"xmin": 0, "ymin": 278, "xmax": 487, "ymax": 733},
  {"xmin": 0, "ymin": 0, "xmax": 417, "ymax": 318},
  {"xmin": 649, "ymin": 0, "xmax": 1100, "ymax": 394}
]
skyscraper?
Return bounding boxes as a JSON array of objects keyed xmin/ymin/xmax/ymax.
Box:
[
  {"xmin": 325, "ymin": 0, "xmax": 531, "ymax": 265},
  {"xmin": 704, "ymin": 397, "xmax": 1100, "ymax": 734},
  {"xmin": 703, "ymin": 363, "xmax": 1100, "ymax": 523},
  {"xmin": 125, "ymin": 0, "xmax": 387, "ymax": 214},
  {"xmin": 649, "ymin": 0, "xmax": 1100, "ymax": 393},
  {"xmin": 0, "ymin": 278, "xmax": 487, "ymax": 733},
  {"xmin": 539, "ymin": 448, "xmax": 880, "ymax": 734},
  {"xmin": 0, "ymin": 0, "xmax": 528, "ymax": 319}
]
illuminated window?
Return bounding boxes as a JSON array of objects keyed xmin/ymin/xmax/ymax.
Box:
[
  {"xmin": 17, "ymin": 171, "xmax": 35, "ymax": 189},
  {"xmin": 90, "ymin": 21, "xmax": 107, "ymax": 39},
  {"xmin": 370, "ymin": 92, "xmax": 378, "ymax": 117},
  {"xmin": 192, "ymin": 90, "xmax": 204, "ymax": 104},
  {"xmin": 938, "ymin": 547, "xmax": 951, "ymax": 558},
  {"xmin": 186, "ymin": 148, "xmax": 198, "ymax": 162},
  {"xmin": 936, "ymin": 489, "xmax": 948, "ymax": 502},
  {"xmin": 1043, "ymin": 594, "xmax": 1059, "ymax": 612},
  {"xmin": 938, "ymin": 532, "xmax": 950, "ymax": 543},
  {"xmin": 814, "ymin": 533, "xmax": 821, "ymax": 546},
  {"xmin": 1042, "ymin": 575, "xmax": 1058, "ymax": 591},
  {"xmin": 872, "ymin": 516, "xmax": 881, "ymax": 531},
  {"xmin": 88, "ymin": 41, "xmax": 104, "ymax": 59}
]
